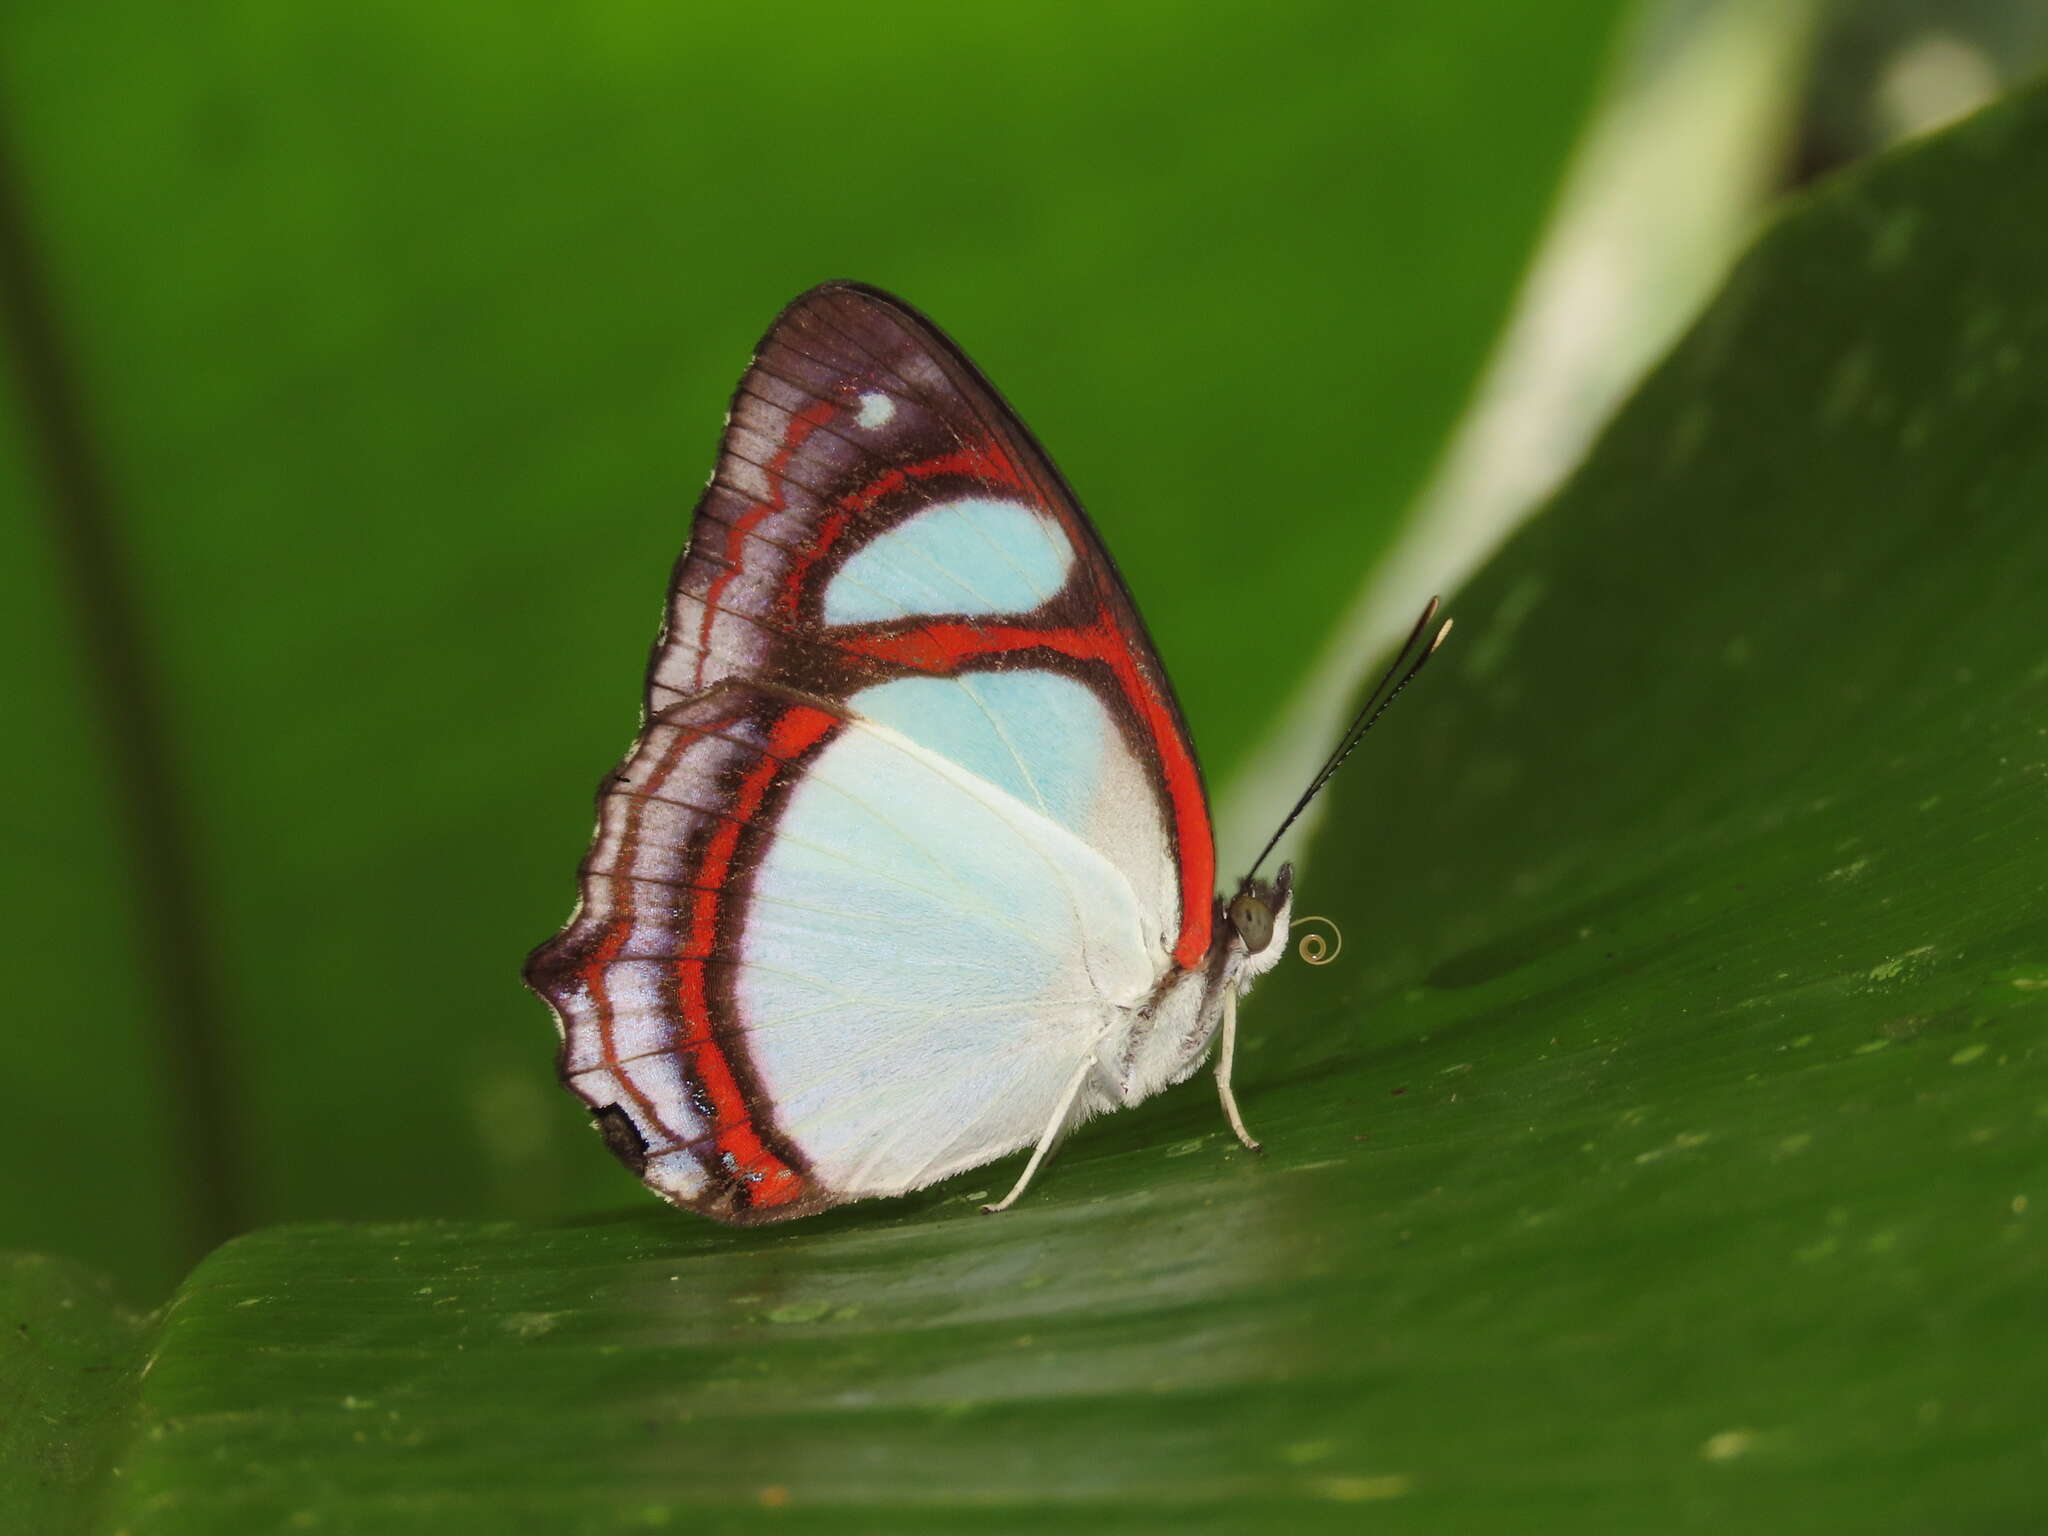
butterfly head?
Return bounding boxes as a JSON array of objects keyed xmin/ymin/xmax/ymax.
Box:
[{"xmin": 1225, "ymin": 862, "xmax": 1294, "ymax": 984}]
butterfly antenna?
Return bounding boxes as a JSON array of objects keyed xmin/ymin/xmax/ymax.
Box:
[{"xmin": 1245, "ymin": 597, "xmax": 1452, "ymax": 880}]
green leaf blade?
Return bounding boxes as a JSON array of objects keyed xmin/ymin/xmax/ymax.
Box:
[{"xmin": 0, "ymin": 1253, "xmax": 149, "ymax": 1536}]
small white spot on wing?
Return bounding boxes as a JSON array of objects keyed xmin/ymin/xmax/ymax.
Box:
[{"xmin": 856, "ymin": 391, "xmax": 896, "ymax": 429}]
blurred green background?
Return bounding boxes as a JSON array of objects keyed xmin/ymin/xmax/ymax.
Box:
[{"xmin": 0, "ymin": 0, "xmax": 2039, "ymax": 1311}]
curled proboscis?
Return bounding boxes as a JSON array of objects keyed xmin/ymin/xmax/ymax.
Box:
[{"xmin": 1293, "ymin": 914, "xmax": 1343, "ymax": 966}]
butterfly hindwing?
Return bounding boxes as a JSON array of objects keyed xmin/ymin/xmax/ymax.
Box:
[{"xmin": 529, "ymin": 284, "xmax": 1221, "ymax": 1221}]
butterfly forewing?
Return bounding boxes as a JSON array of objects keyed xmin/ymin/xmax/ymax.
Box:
[{"xmin": 528, "ymin": 283, "xmax": 1219, "ymax": 1222}]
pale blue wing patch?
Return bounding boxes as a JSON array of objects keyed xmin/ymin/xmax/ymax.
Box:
[
  {"xmin": 821, "ymin": 497, "xmax": 1072, "ymax": 624},
  {"xmin": 847, "ymin": 672, "xmax": 1107, "ymax": 835},
  {"xmin": 843, "ymin": 672, "xmax": 1184, "ymax": 968}
]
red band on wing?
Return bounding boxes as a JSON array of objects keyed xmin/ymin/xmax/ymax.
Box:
[
  {"xmin": 578, "ymin": 704, "xmax": 839, "ymax": 1210},
  {"xmin": 838, "ymin": 440, "xmax": 1028, "ymax": 516},
  {"xmin": 844, "ymin": 614, "xmax": 1215, "ymax": 969},
  {"xmin": 674, "ymin": 702, "xmax": 841, "ymax": 1207}
]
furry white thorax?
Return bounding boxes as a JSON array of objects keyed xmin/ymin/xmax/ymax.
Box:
[{"xmin": 1098, "ymin": 879, "xmax": 1293, "ymax": 1110}]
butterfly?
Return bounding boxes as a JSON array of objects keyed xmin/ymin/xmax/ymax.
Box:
[{"xmin": 525, "ymin": 282, "xmax": 1448, "ymax": 1223}]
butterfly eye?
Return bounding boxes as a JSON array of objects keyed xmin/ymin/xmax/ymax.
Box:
[{"xmin": 1229, "ymin": 893, "xmax": 1274, "ymax": 953}]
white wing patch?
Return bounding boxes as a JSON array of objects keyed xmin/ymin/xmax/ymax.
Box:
[
  {"xmin": 737, "ymin": 714, "xmax": 1157, "ymax": 1194},
  {"xmin": 821, "ymin": 497, "xmax": 1071, "ymax": 624},
  {"xmin": 855, "ymin": 390, "xmax": 895, "ymax": 428}
]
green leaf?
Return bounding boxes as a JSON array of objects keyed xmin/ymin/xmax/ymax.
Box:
[
  {"xmin": 0, "ymin": 1254, "xmax": 147, "ymax": 1536},
  {"xmin": 16, "ymin": 64, "xmax": 2048, "ymax": 1536},
  {"xmin": 0, "ymin": 0, "xmax": 1626, "ymax": 1301}
]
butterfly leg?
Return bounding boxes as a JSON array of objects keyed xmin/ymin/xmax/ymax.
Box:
[
  {"xmin": 1215, "ymin": 988, "xmax": 1263, "ymax": 1153},
  {"xmin": 982, "ymin": 1054, "xmax": 1096, "ymax": 1215}
]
